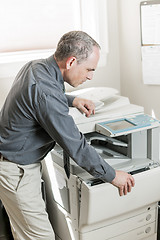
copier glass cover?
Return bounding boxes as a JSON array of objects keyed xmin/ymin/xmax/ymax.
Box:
[{"xmin": 96, "ymin": 114, "xmax": 160, "ymax": 137}]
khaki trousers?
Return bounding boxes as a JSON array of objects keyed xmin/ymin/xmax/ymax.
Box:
[{"xmin": 0, "ymin": 160, "xmax": 55, "ymax": 240}]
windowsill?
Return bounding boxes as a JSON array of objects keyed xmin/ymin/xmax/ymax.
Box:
[
  {"xmin": 0, "ymin": 49, "xmax": 55, "ymax": 64},
  {"xmin": 0, "ymin": 48, "xmax": 107, "ymax": 65}
]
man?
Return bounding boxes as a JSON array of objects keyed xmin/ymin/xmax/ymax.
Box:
[{"xmin": 0, "ymin": 31, "xmax": 135, "ymax": 240}]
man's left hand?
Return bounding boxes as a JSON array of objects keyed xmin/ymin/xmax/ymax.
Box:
[{"xmin": 72, "ymin": 97, "xmax": 95, "ymax": 117}]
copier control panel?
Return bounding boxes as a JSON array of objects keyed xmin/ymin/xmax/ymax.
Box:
[{"xmin": 96, "ymin": 114, "xmax": 160, "ymax": 137}]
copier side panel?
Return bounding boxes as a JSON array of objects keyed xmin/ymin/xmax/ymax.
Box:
[{"xmin": 42, "ymin": 157, "xmax": 80, "ymax": 240}]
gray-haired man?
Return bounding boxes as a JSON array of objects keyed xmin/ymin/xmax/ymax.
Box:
[{"xmin": 0, "ymin": 31, "xmax": 134, "ymax": 240}]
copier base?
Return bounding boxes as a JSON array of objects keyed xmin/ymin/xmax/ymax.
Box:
[
  {"xmin": 42, "ymin": 155, "xmax": 160, "ymax": 240},
  {"xmin": 51, "ymin": 202, "xmax": 158, "ymax": 240}
]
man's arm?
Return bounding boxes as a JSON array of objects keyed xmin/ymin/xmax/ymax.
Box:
[
  {"xmin": 72, "ymin": 97, "xmax": 95, "ymax": 117},
  {"xmin": 37, "ymin": 91, "xmax": 135, "ymax": 196},
  {"xmin": 111, "ymin": 170, "xmax": 135, "ymax": 196},
  {"xmin": 72, "ymin": 97, "xmax": 135, "ymax": 196},
  {"xmin": 65, "ymin": 94, "xmax": 95, "ymax": 117}
]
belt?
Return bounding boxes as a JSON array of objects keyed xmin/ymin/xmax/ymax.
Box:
[{"xmin": 0, "ymin": 153, "xmax": 8, "ymax": 161}]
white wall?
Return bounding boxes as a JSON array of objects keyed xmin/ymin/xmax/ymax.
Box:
[{"xmin": 118, "ymin": 0, "xmax": 160, "ymax": 119}]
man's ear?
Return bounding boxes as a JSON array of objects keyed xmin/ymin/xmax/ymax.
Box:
[{"xmin": 66, "ymin": 57, "xmax": 77, "ymax": 69}]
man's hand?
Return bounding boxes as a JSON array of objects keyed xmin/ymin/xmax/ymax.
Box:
[
  {"xmin": 111, "ymin": 170, "xmax": 135, "ymax": 196},
  {"xmin": 72, "ymin": 97, "xmax": 95, "ymax": 117}
]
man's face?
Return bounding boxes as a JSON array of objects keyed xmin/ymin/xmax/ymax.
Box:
[{"xmin": 63, "ymin": 46, "xmax": 100, "ymax": 87}]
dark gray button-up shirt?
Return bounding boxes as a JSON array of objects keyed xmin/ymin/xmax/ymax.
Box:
[{"xmin": 0, "ymin": 55, "xmax": 115, "ymax": 182}]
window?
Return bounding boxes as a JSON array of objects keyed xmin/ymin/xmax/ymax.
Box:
[
  {"xmin": 0, "ymin": 0, "xmax": 108, "ymax": 65},
  {"xmin": 0, "ymin": 0, "xmax": 80, "ymax": 52}
]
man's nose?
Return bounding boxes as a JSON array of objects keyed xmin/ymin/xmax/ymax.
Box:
[{"xmin": 87, "ymin": 72, "xmax": 93, "ymax": 80}]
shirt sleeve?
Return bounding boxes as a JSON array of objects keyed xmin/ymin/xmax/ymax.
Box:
[
  {"xmin": 35, "ymin": 86, "xmax": 116, "ymax": 183},
  {"xmin": 65, "ymin": 94, "xmax": 75, "ymax": 107}
]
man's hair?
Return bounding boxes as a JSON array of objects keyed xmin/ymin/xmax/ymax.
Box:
[{"xmin": 54, "ymin": 31, "xmax": 100, "ymax": 64}]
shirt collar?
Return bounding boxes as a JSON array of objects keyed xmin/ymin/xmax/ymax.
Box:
[{"xmin": 46, "ymin": 55, "xmax": 65, "ymax": 92}]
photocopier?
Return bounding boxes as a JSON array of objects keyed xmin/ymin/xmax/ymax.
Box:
[{"xmin": 42, "ymin": 87, "xmax": 160, "ymax": 240}]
